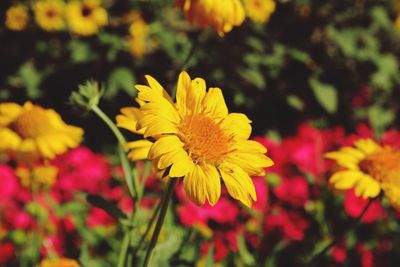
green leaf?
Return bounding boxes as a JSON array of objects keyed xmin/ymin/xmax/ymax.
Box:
[
  {"xmin": 368, "ymin": 106, "xmax": 395, "ymax": 137},
  {"xmin": 309, "ymin": 77, "xmax": 338, "ymax": 114},
  {"xmin": 148, "ymin": 228, "xmax": 185, "ymax": 267},
  {"xmin": 68, "ymin": 40, "xmax": 95, "ymax": 63},
  {"xmin": 286, "ymin": 94, "xmax": 305, "ymax": 111},
  {"xmin": 18, "ymin": 62, "xmax": 43, "ymax": 99},
  {"xmin": 238, "ymin": 68, "xmax": 266, "ymax": 90},
  {"xmin": 106, "ymin": 68, "xmax": 136, "ymax": 98}
]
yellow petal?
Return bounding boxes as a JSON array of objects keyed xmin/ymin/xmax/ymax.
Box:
[
  {"xmin": 231, "ymin": 140, "xmax": 267, "ymax": 154},
  {"xmin": 329, "ymin": 170, "xmax": 363, "ymax": 190},
  {"xmin": 169, "ymin": 150, "xmax": 195, "ymax": 178},
  {"xmin": 0, "ymin": 102, "xmax": 22, "ymax": 126},
  {"xmin": 125, "ymin": 139, "xmax": 153, "ymax": 161},
  {"xmin": 0, "ymin": 128, "xmax": 21, "ymax": 150},
  {"xmin": 176, "ymin": 71, "xmax": 191, "ymax": 116},
  {"xmin": 354, "ymin": 139, "xmax": 380, "ymax": 155},
  {"xmin": 221, "ymin": 113, "xmax": 252, "ymax": 140},
  {"xmin": 224, "ymin": 151, "xmax": 273, "ymax": 176},
  {"xmin": 354, "ymin": 174, "xmax": 381, "ymax": 198},
  {"xmin": 202, "ymin": 87, "xmax": 228, "ymax": 119},
  {"xmin": 219, "ymin": 163, "xmax": 256, "ymax": 207},
  {"xmin": 187, "ymin": 77, "xmax": 207, "ymax": 114},
  {"xmin": 141, "ymin": 115, "xmax": 178, "ymax": 137},
  {"xmin": 144, "ymin": 75, "xmax": 174, "ymax": 103},
  {"xmin": 183, "ymin": 164, "xmax": 221, "ymax": 206},
  {"xmin": 116, "ymin": 107, "xmax": 144, "ymax": 134},
  {"xmin": 148, "ymin": 135, "xmax": 183, "ymax": 159}
]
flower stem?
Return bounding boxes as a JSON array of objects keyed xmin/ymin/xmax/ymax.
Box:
[
  {"xmin": 91, "ymin": 105, "xmax": 142, "ymax": 200},
  {"xmin": 308, "ymin": 198, "xmax": 375, "ymax": 267},
  {"xmin": 142, "ymin": 179, "xmax": 177, "ymax": 267}
]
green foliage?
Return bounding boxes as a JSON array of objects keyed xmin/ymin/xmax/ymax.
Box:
[
  {"xmin": 106, "ymin": 67, "xmax": 136, "ymax": 99},
  {"xmin": 309, "ymin": 77, "xmax": 338, "ymax": 114}
]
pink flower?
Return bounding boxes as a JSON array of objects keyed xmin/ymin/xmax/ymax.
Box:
[
  {"xmin": 331, "ymin": 244, "xmax": 347, "ymax": 264},
  {"xmin": 86, "ymin": 207, "xmax": 116, "ymax": 228},
  {"xmin": 252, "ymin": 177, "xmax": 269, "ymax": 211},
  {"xmin": 273, "ymin": 176, "xmax": 309, "ymax": 207},
  {"xmin": 344, "ymin": 189, "xmax": 386, "ymax": 223},
  {"xmin": 0, "ymin": 165, "xmax": 18, "ymax": 206},
  {"xmin": 200, "ymin": 230, "xmax": 238, "ymax": 262},
  {"xmin": 51, "ymin": 147, "xmax": 111, "ymax": 200}
]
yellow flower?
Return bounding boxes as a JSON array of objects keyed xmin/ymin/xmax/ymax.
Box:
[
  {"xmin": 395, "ymin": 16, "xmax": 400, "ymax": 30},
  {"xmin": 66, "ymin": 0, "xmax": 108, "ymax": 36},
  {"xmin": 16, "ymin": 164, "xmax": 58, "ymax": 188},
  {"xmin": 37, "ymin": 258, "xmax": 80, "ymax": 267},
  {"xmin": 5, "ymin": 4, "xmax": 29, "ymax": 31},
  {"xmin": 130, "ymin": 72, "xmax": 273, "ymax": 207},
  {"xmin": 116, "ymin": 107, "xmax": 153, "ymax": 161},
  {"xmin": 0, "ymin": 102, "xmax": 83, "ymax": 163},
  {"xmin": 325, "ymin": 138, "xmax": 400, "ymax": 209},
  {"xmin": 127, "ymin": 11, "xmax": 154, "ymax": 58},
  {"xmin": 243, "ymin": 0, "xmax": 276, "ymax": 24},
  {"xmin": 34, "ymin": 0, "xmax": 66, "ymax": 31},
  {"xmin": 176, "ymin": 0, "xmax": 245, "ymax": 36}
]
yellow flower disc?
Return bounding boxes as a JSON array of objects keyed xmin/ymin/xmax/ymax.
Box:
[
  {"xmin": 120, "ymin": 72, "xmax": 274, "ymax": 207},
  {"xmin": 0, "ymin": 102, "xmax": 83, "ymax": 163},
  {"xmin": 5, "ymin": 4, "xmax": 29, "ymax": 31}
]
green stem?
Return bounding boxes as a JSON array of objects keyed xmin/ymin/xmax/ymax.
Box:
[
  {"xmin": 308, "ymin": 198, "xmax": 375, "ymax": 267},
  {"xmin": 91, "ymin": 105, "xmax": 141, "ymax": 200},
  {"xmin": 142, "ymin": 179, "xmax": 177, "ymax": 267}
]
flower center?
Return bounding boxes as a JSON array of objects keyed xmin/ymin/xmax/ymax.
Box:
[
  {"xmin": 358, "ymin": 146, "xmax": 400, "ymax": 182},
  {"xmin": 82, "ymin": 5, "xmax": 92, "ymax": 17},
  {"xmin": 178, "ymin": 114, "xmax": 231, "ymax": 165},
  {"xmin": 11, "ymin": 106, "xmax": 52, "ymax": 139},
  {"xmin": 46, "ymin": 9, "xmax": 56, "ymax": 18}
]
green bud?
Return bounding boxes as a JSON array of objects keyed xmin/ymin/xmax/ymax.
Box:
[{"xmin": 69, "ymin": 80, "xmax": 104, "ymax": 110}]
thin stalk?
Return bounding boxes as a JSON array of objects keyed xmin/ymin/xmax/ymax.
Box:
[
  {"xmin": 171, "ymin": 32, "xmax": 201, "ymax": 99},
  {"xmin": 91, "ymin": 105, "xmax": 141, "ymax": 200},
  {"xmin": 308, "ymin": 198, "xmax": 375, "ymax": 267},
  {"xmin": 142, "ymin": 179, "xmax": 177, "ymax": 267}
]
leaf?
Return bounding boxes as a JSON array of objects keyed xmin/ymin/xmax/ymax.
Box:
[
  {"xmin": 309, "ymin": 77, "xmax": 338, "ymax": 114},
  {"xmin": 286, "ymin": 94, "xmax": 305, "ymax": 111},
  {"xmin": 18, "ymin": 62, "xmax": 43, "ymax": 99},
  {"xmin": 68, "ymin": 40, "xmax": 95, "ymax": 63},
  {"xmin": 237, "ymin": 234, "xmax": 255, "ymax": 265},
  {"xmin": 86, "ymin": 194, "xmax": 127, "ymax": 221},
  {"xmin": 368, "ymin": 106, "xmax": 395, "ymax": 137},
  {"xmin": 106, "ymin": 67, "xmax": 136, "ymax": 98},
  {"xmin": 238, "ymin": 68, "xmax": 266, "ymax": 90},
  {"xmin": 148, "ymin": 228, "xmax": 184, "ymax": 267}
]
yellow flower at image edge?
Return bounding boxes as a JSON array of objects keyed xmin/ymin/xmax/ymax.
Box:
[
  {"xmin": 124, "ymin": 72, "xmax": 273, "ymax": 207},
  {"xmin": 37, "ymin": 258, "xmax": 80, "ymax": 267},
  {"xmin": 0, "ymin": 102, "xmax": 83, "ymax": 163},
  {"xmin": 5, "ymin": 4, "xmax": 29, "ymax": 31},
  {"xmin": 176, "ymin": 0, "xmax": 245, "ymax": 36},
  {"xmin": 325, "ymin": 139, "xmax": 400, "ymax": 210},
  {"xmin": 244, "ymin": 0, "xmax": 276, "ymax": 24},
  {"xmin": 66, "ymin": 0, "xmax": 108, "ymax": 36},
  {"xmin": 34, "ymin": 0, "xmax": 66, "ymax": 31}
]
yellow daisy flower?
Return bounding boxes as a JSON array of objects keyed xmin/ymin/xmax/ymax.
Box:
[
  {"xmin": 5, "ymin": 4, "xmax": 29, "ymax": 31},
  {"xmin": 243, "ymin": 0, "xmax": 276, "ymax": 24},
  {"xmin": 37, "ymin": 258, "xmax": 80, "ymax": 267},
  {"xmin": 0, "ymin": 102, "xmax": 83, "ymax": 163},
  {"xmin": 131, "ymin": 71, "xmax": 273, "ymax": 207},
  {"xmin": 175, "ymin": 0, "xmax": 245, "ymax": 36},
  {"xmin": 34, "ymin": 0, "xmax": 66, "ymax": 31},
  {"xmin": 65, "ymin": 0, "xmax": 108, "ymax": 36},
  {"xmin": 127, "ymin": 11, "xmax": 155, "ymax": 58},
  {"xmin": 326, "ymin": 138, "xmax": 400, "ymax": 209}
]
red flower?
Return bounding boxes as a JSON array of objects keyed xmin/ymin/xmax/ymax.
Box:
[
  {"xmin": 264, "ymin": 207, "xmax": 309, "ymax": 241},
  {"xmin": 273, "ymin": 175, "xmax": 309, "ymax": 207},
  {"xmin": 343, "ymin": 189, "xmax": 386, "ymax": 223},
  {"xmin": 0, "ymin": 165, "xmax": 18, "ymax": 207},
  {"xmin": 86, "ymin": 207, "xmax": 116, "ymax": 228}
]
